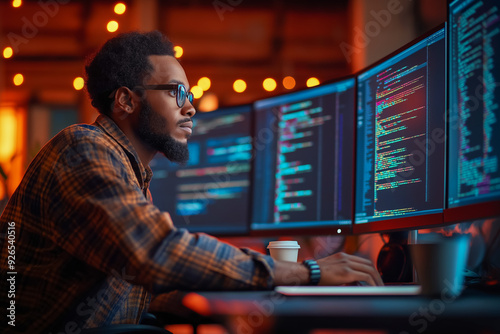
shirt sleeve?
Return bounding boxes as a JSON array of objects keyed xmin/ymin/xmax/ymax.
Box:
[{"xmin": 44, "ymin": 129, "xmax": 275, "ymax": 293}]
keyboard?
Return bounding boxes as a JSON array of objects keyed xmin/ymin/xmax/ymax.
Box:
[{"xmin": 275, "ymin": 285, "xmax": 422, "ymax": 296}]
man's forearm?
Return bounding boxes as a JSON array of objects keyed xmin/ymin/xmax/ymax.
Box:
[{"xmin": 273, "ymin": 260, "xmax": 310, "ymax": 286}]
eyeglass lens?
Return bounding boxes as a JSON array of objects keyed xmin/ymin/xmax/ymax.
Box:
[{"xmin": 176, "ymin": 85, "xmax": 194, "ymax": 108}]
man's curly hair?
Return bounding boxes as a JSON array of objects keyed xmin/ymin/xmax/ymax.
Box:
[{"xmin": 85, "ymin": 30, "xmax": 175, "ymax": 115}]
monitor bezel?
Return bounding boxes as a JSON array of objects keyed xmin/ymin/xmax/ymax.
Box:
[
  {"xmin": 249, "ymin": 75, "xmax": 357, "ymax": 237},
  {"xmin": 352, "ymin": 22, "xmax": 447, "ymax": 235}
]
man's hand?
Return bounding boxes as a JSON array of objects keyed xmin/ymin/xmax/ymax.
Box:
[
  {"xmin": 273, "ymin": 252, "xmax": 383, "ymax": 286},
  {"xmin": 316, "ymin": 252, "xmax": 384, "ymax": 286}
]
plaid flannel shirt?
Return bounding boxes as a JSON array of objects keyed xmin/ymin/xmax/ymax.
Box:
[{"xmin": 0, "ymin": 115, "xmax": 275, "ymax": 333}]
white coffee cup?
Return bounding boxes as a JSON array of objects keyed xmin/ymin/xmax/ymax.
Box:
[
  {"xmin": 267, "ymin": 240, "xmax": 301, "ymax": 262},
  {"xmin": 410, "ymin": 234, "xmax": 470, "ymax": 297}
]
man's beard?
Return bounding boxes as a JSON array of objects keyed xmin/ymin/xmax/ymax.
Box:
[{"xmin": 136, "ymin": 100, "xmax": 190, "ymax": 164}]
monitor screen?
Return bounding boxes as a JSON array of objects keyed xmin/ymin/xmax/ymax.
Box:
[
  {"xmin": 149, "ymin": 104, "xmax": 253, "ymax": 235},
  {"xmin": 354, "ymin": 25, "xmax": 447, "ymax": 234},
  {"xmin": 251, "ymin": 78, "xmax": 356, "ymax": 235},
  {"xmin": 446, "ymin": 0, "xmax": 500, "ymax": 222}
]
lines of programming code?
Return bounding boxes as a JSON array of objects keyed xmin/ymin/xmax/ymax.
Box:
[
  {"xmin": 374, "ymin": 64, "xmax": 427, "ymax": 218},
  {"xmin": 252, "ymin": 80, "xmax": 355, "ymax": 232},
  {"xmin": 449, "ymin": 0, "xmax": 500, "ymax": 207},
  {"xmin": 355, "ymin": 27, "xmax": 446, "ymax": 225},
  {"xmin": 148, "ymin": 106, "xmax": 252, "ymax": 235},
  {"xmin": 274, "ymin": 100, "xmax": 333, "ymax": 223}
]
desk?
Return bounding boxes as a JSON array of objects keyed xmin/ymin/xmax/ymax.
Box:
[{"xmin": 157, "ymin": 287, "xmax": 500, "ymax": 334}]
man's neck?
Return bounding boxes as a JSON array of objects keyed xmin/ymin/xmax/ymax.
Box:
[
  {"xmin": 124, "ymin": 132, "xmax": 157, "ymax": 168},
  {"xmin": 111, "ymin": 115, "xmax": 156, "ymax": 168}
]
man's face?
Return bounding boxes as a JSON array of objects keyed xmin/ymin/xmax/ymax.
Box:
[{"xmin": 135, "ymin": 55, "xmax": 196, "ymax": 164}]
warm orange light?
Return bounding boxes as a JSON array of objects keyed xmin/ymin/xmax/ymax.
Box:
[
  {"xmin": 114, "ymin": 3, "xmax": 126, "ymax": 14},
  {"xmin": 233, "ymin": 79, "xmax": 246, "ymax": 93},
  {"xmin": 165, "ymin": 325, "xmax": 197, "ymax": 334},
  {"xmin": 12, "ymin": 0, "xmax": 21, "ymax": 8},
  {"xmin": 306, "ymin": 77, "xmax": 320, "ymax": 87},
  {"xmin": 197, "ymin": 77, "xmax": 211, "ymax": 91},
  {"xmin": 182, "ymin": 293, "xmax": 211, "ymax": 316},
  {"xmin": 107, "ymin": 21, "xmax": 119, "ymax": 32},
  {"xmin": 283, "ymin": 76, "xmax": 296, "ymax": 90},
  {"xmin": 3, "ymin": 47, "xmax": 13, "ymax": 59},
  {"xmin": 0, "ymin": 108, "xmax": 18, "ymax": 161},
  {"xmin": 191, "ymin": 86, "xmax": 203, "ymax": 99},
  {"xmin": 13, "ymin": 74, "xmax": 24, "ymax": 86},
  {"xmin": 73, "ymin": 77, "xmax": 84, "ymax": 90},
  {"xmin": 198, "ymin": 92, "xmax": 219, "ymax": 112},
  {"xmin": 174, "ymin": 46, "xmax": 183, "ymax": 58},
  {"xmin": 263, "ymin": 78, "xmax": 277, "ymax": 92}
]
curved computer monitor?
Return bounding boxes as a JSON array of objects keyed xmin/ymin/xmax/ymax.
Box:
[
  {"xmin": 445, "ymin": 0, "xmax": 500, "ymax": 223},
  {"xmin": 250, "ymin": 77, "xmax": 356, "ymax": 236},
  {"xmin": 149, "ymin": 104, "xmax": 253, "ymax": 236},
  {"xmin": 353, "ymin": 24, "xmax": 447, "ymax": 234}
]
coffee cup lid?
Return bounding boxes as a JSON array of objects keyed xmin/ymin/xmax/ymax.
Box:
[{"xmin": 267, "ymin": 241, "xmax": 301, "ymax": 249}]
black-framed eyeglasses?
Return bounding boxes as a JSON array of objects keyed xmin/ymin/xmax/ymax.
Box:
[{"xmin": 141, "ymin": 84, "xmax": 194, "ymax": 108}]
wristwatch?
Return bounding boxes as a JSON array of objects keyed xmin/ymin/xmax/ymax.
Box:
[{"xmin": 302, "ymin": 259, "xmax": 321, "ymax": 285}]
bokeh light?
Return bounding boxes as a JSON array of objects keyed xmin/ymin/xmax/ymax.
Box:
[
  {"xmin": 73, "ymin": 77, "xmax": 84, "ymax": 90},
  {"xmin": 198, "ymin": 77, "xmax": 211, "ymax": 91},
  {"xmin": 107, "ymin": 21, "xmax": 119, "ymax": 33},
  {"xmin": 283, "ymin": 76, "xmax": 296, "ymax": 90},
  {"xmin": 174, "ymin": 46, "xmax": 183, "ymax": 58},
  {"xmin": 114, "ymin": 3, "xmax": 126, "ymax": 15},
  {"xmin": 263, "ymin": 78, "xmax": 277, "ymax": 92},
  {"xmin": 198, "ymin": 92, "xmax": 219, "ymax": 112},
  {"xmin": 3, "ymin": 47, "xmax": 13, "ymax": 59},
  {"xmin": 13, "ymin": 73, "xmax": 24, "ymax": 86},
  {"xmin": 191, "ymin": 86, "xmax": 203, "ymax": 99},
  {"xmin": 233, "ymin": 79, "xmax": 247, "ymax": 93},
  {"xmin": 306, "ymin": 77, "xmax": 320, "ymax": 87}
]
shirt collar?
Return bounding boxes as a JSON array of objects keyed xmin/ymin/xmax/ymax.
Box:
[{"xmin": 94, "ymin": 114, "xmax": 153, "ymax": 188}]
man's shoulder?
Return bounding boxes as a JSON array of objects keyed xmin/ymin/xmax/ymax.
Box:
[
  {"xmin": 58, "ymin": 123, "xmax": 104, "ymax": 140},
  {"xmin": 52, "ymin": 123, "xmax": 120, "ymax": 150},
  {"xmin": 37, "ymin": 123, "xmax": 128, "ymax": 167}
]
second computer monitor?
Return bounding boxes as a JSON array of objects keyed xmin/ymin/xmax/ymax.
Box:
[
  {"xmin": 251, "ymin": 78, "xmax": 356, "ymax": 235},
  {"xmin": 354, "ymin": 25, "xmax": 447, "ymax": 234},
  {"xmin": 149, "ymin": 104, "xmax": 253, "ymax": 235}
]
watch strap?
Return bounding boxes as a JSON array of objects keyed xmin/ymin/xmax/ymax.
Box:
[{"xmin": 302, "ymin": 259, "xmax": 321, "ymax": 285}]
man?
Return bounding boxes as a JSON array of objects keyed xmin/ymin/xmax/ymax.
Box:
[{"xmin": 0, "ymin": 31, "xmax": 382, "ymax": 333}]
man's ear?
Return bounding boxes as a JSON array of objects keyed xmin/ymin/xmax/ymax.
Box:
[{"xmin": 113, "ymin": 87, "xmax": 138, "ymax": 116}]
